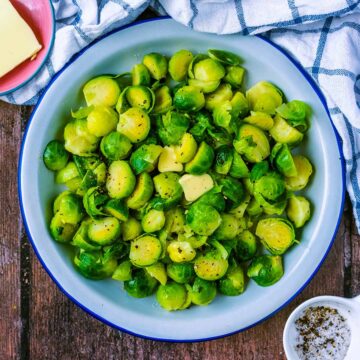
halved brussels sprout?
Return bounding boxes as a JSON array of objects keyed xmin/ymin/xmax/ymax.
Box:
[
  {"xmin": 156, "ymin": 282, "xmax": 187, "ymax": 311},
  {"xmin": 229, "ymin": 192, "xmax": 250, "ymax": 219},
  {"xmin": 218, "ymin": 261, "xmax": 246, "ymax": 296},
  {"xmin": 104, "ymin": 198, "xmax": 129, "ymax": 221},
  {"xmin": 185, "ymin": 141, "xmax": 215, "ymax": 175},
  {"xmin": 167, "ymin": 241, "xmax": 196, "ymax": 263},
  {"xmin": 230, "ymin": 91, "xmax": 249, "ymax": 118},
  {"xmin": 245, "ymin": 197, "xmax": 263, "ymax": 217},
  {"xmin": 247, "ymin": 255, "xmax": 283, "ymax": 286},
  {"xmin": 157, "ymin": 111, "xmax": 190, "ymax": 146},
  {"xmin": 287, "ymin": 195, "xmax": 311, "ymax": 228},
  {"xmin": 53, "ymin": 191, "xmax": 84, "ymax": 225},
  {"xmin": 152, "ymin": 86, "xmax": 172, "ymax": 115},
  {"xmin": 55, "ymin": 161, "xmax": 79, "ymax": 185},
  {"xmin": 215, "ymin": 145, "xmax": 233, "ymax": 175},
  {"xmin": 224, "ymin": 65, "xmax": 245, "ymax": 88},
  {"xmin": 153, "ymin": 172, "xmax": 183, "ymax": 205},
  {"xmin": 158, "ymin": 146, "xmax": 183, "ymax": 173},
  {"xmin": 213, "ymin": 214, "xmax": 239, "ymax": 240},
  {"xmin": 236, "ymin": 230, "xmax": 257, "ymax": 261},
  {"xmin": 256, "ymin": 217, "xmax": 295, "ymax": 255},
  {"xmin": 165, "ymin": 207, "xmax": 186, "ymax": 234},
  {"xmin": 83, "ymin": 76, "xmax": 120, "ymax": 107},
  {"xmin": 72, "ymin": 155, "xmax": 100, "ymax": 177},
  {"xmin": 64, "ymin": 119, "xmax": 99, "ymax": 156},
  {"xmin": 100, "ymin": 131, "xmax": 132, "ymax": 160},
  {"xmin": 124, "ymin": 269, "xmax": 158, "ymax": 298},
  {"xmin": 126, "ymin": 172, "xmax": 154, "ymax": 209},
  {"xmin": 194, "ymin": 58, "xmax": 225, "ymax": 82},
  {"xmin": 122, "ymin": 217, "xmax": 142, "ymax": 241},
  {"xmin": 130, "ymin": 235, "xmax": 162, "ymax": 267},
  {"xmin": 87, "ymin": 217, "xmax": 121, "ymax": 246},
  {"xmin": 254, "ymin": 171, "xmax": 285, "ymax": 202},
  {"xmin": 146, "ymin": 262, "xmax": 167, "ymax": 285},
  {"xmin": 132, "ymin": 63, "xmax": 151, "ymax": 86},
  {"xmin": 112, "ymin": 260, "xmax": 132, "ymax": 281},
  {"xmin": 50, "ymin": 213, "xmax": 78, "ymax": 243},
  {"xmin": 117, "ymin": 107, "xmax": 151, "ymax": 143},
  {"xmin": 208, "ymin": 49, "xmax": 242, "ymax": 66},
  {"xmin": 106, "ymin": 160, "xmax": 136, "ymax": 198},
  {"xmin": 276, "ymin": 100, "xmax": 310, "ymax": 133},
  {"xmin": 270, "ymin": 114, "xmax": 304, "ymax": 145},
  {"xmin": 190, "ymin": 277, "xmax": 217, "ymax": 305},
  {"xmin": 229, "ymin": 151, "xmax": 249, "ymax": 178},
  {"xmin": 186, "ymin": 203, "xmax": 222, "ymax": 236},
  {"xmin": 285, "ymin": 155, "xmax": 313, "ymax": 191},
  {"xmin": 174, "ymin": 133, "xmax": 198, "ymax": 163},
  {"xmin": 195, "ymin": 187, "xmax": 225, "ymax": 212},
  {"xmin": 219, "ymin": 177, "xmax": 245, "ymax": 209},
  {"xmin": 271, "ymin": 143, "xmax": 297, "ymax": 177},
  {"xmin": 243, "ymin": 111, "xmax": 274, "ymax": 130},
  {"xmin": 43, "ymin": 140, "xmax": 69, "ymax": 171},
  {"xmin": 169, "ymin": 49, "xmax": 193, "ymax": 82},
  {"xmin": 71, "ymin": 218, "xmax": 101, "ymax": 251},
  {"xmin": 142, "ymin": 209, "xmax": 166, "ymax": 233},
  {"xmin": 205, "ymin": 83, "xmax": 233, "ymax": 111},
  {"xmin": 167, "ymin": 262, "xmax": 195, "ymax": 284},
  {"xmin": 124, "ymin": 86, "xmax": 155, "ymax": 112},
  {"xmin": 130, "ymin": 144, "xmax": 163, "ymax": 175},
  {"xmin": 174, "ymin": 85, "xmax": 205, "ymax": 112},
  {"xmin": 188, "ymin": 78, "xmax": 220, "ymax": 93},
  {"xmin": 179, "ymin": 174, "xmax": 214, "ymax": 202},
  {"xmin": 143, "ymin": 52, "xmax": 167, "ymax": 80},
  {"xmin": 250, "ymin": 161, "xmax": 269, "ymax": 182},
  {"xmin": 83, "ymin": 186, "xmax": 108, "ymax": 218},
  {"xmin": 87, "ymin": 106, "xmax": 118, "ymax": 137}
]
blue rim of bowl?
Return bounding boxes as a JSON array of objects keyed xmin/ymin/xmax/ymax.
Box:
[
  {"xmin": 0, "ymin": 0, "xmax": 56, "ymax": 96},
  {"xmin": 18, "ymin": 16, "xmax": 346, "ymax": 343}
]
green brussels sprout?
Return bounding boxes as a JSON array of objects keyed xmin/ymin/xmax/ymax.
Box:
[
  {"xmin": 124, "ymin": 85, "xmax": 155, "ymax": 112},
  {"xmin": 190, "ymin": 277, "xmax": 217, "ymax": 305},
  {"xmin": 213, "ymin": 213, "xmax": 239, "ymax": 240},
  {"xmin": 74, "ymin": 248, "xmax": 118, "ymax": 279},
  {"xmin": 43, "ymin": 140, "xmax": 69, "ymax": 171},
  {"xmin": 156, "ymin": 282, "xmax": 187, "ymax": 311},
  {"xmin": 55, "ymin": 161, "xmax": 80, "ymax": 185},
  {"xmin": 230, "ymin": 91, "xmax": 249, "ymax": 118},
  {"xmin": 167, "ymin": 241, "xmax": 196, "ymax": 263},
  {"xmin": 104, "ymin": 198, "xmax": 129, "ymax": 221},
  {"xmin": 150, "ymin": 85, "xmax": 172, "ymax": 115},
  {"xmin": 146, "ymin": 262, "xmax": 168, "ymax": 285},
  {"xmin": 245, "ymin": 197, "xmax": 263, "ymax": 217},
  {"xmin": 167, "ymin": 262, "xmax": 195, "ymax": 284},
  {"xmin": 53, "ymin": 191, "xmax": 85, "ymax": 225},
  {"xmin": 215, "ymin": 145, "xmax": 233, "ymax": 175},
  {"xmin": 83, "ymin": 186, "xmax": 108, "ymax": 218},
  {"xmin": 189, "ymin": 111, "xmax": 213, "ymax": 142},
  {"xmin": 174, "ymin": 133, "xmax": 198, "ymax": 163},
  {"xmin": 87, "ymin": 217, "xmax": 121, "ymax": 246},
  {"xmin": 117, "ymin": 107, "xmax": 151, "ymax": 143},
  {"xmin": 205, "ymin": 83, "xmax": 233, "ymax": 111},
  {"xmin": 83, "ymin": 76, "xmax": 120, "ymax": 107},
  {"xmin": 186, "ymin": 203, "xmax": 222, "ymax": 236},
  {"xmin": 224, "ymin": 65, "xmax": 245, "ymax": 88},
  {"xmin": 157, "ymin": 111, "xmax": 190, "ymax": 146},
  {"xmin": 195, "ymin": 187, "xmax": 226, "ymax": 212},
  {"xmin": 50, "ymin": 213, "xmax": 78, "ymax": 243},
  {"xmin": 72, "ymin": 155, "xmax": 100, "ymax": 177},
  {"xmin": 276, "ymin": 100, "xmax": 310, "ymax": 133},
  {"xmin": 247, "ymin": 255, "xmax": 284, "ymax": 286},
  {"xmin": 212, "ymin": 101, "xmax": 237, "ymax": 135},
  {"xmin": 229, "ymin": 192, "xmax": 250, "ymax": 219},
  {"xmin": 208, "ymin": 49, "xmax": 242, "ymax": 66},
  {"xmin": 71, "ymin": 106, "xmax": 94, "ymax": 119},
  {"xmin": 129, "ymin": 235, "xmax": 162, "ymax": 267},
  {"xmin": 286, "ymin": 195, "xmax": 311, "ymax": 228},
  {"xmin": 285, "ymin": 155, "xmax": 313, "ymax": 191},
  {"xmin": 124, "ymin": 269, "xmax": 158, "ymax": 298},
  {"xmin": 164, "ymin": 207, "xmax": 186, "ymax": 234},
  {"xmin": 243, "ymin": 111, "xmax": 274, "ymax": 130},
  {"xmin": 250, "ymin": 161, "xmax": 269, "ymax": 182},
  {"xmin": 219, "ymin": 177, "xmax": 245, "ymax": 209},
  {"xmin": 246, "ymin": 81, "xmax": 283, "ymax": 115},
  {"xmin": 243, "ymin": 178, "xmax": 254, "ymax": 195},
  {"xmin": 106, "ymin": 160, "xmax": 136, "ymax": 199},
  {"xmin": 71, "ymin": 218, "xmax": 101, "ymax": 251},
  {"xmin": 236, "ymin": 230, "xmax": 257, "ymax": 261},
  {"xmin": 233, "ymin": 124, "xmax": 270, "ymax": 163},
  {"xmin": 193, "ymin": 58, "xmax": 225, "ymax": 82},
  {"xmin": 87, "ymin": 105, "xmax": 118, "ymax": 137},
  {"xmin": 254, "ymin": 172, "xmax": 285, "ymax": 202},
  {"xmin": 169, "ymin": 49, "xmax": 193, "ymax": 82},
  {"xmin": 112, "ymin": 260, "xmax": 132, "ymax": 281},
  {"xmin": 100, "ymin": 131, "xmax": 132, "ymax": 161},
  {"xmin": 229, "ymin": 151, "xmax": 249, "ymax": 178},
  {"xmin": 194, "ymin": 247, "xmax": 229, "ymax": 281},
  {"xmin": 152, "ymin": 172, "xmax": 183, "ymax": 210},
  {"xmin": 270, "ymin": 114, "xmax": 304, "ymax": 145},
  {"xmin": 188, "ymin": 78, "xmax": 220, "ymax": 93},
  {"xmin": 185, "ymin": 141, "xmax": 215, "ymax": 175},
  {"xmin": 64, "ymin": 119, "xmax": 99, "ymax": 156},
  {"xmin": 218, "ymin": 262, "xmax": 246, "ymax": 296},
  {"xmin": 142, "ymin": 209, "xmax": 166, "ymax": 233},
  {"xmin": 173, "ymin": 85, "xmax": 205, "ymax": 112},
  {"xmin": 130, "ymin": 144, "xmax": 163, "ymax": 175},
  {"xmin": 271, "ymin": 143, "xmax": 297, "ymax": 177},
  {"xmin": 122, "ymin": 217, "xmax": 142, "ymax": 241},
  {"xmin": 126, "ymin": 172, "xmax": 154, "ymax": 209},
  {"xmin": 143, "ymin": 52, "xmax": 167, "ymax": 80},
  {"xmin": 256, "ymin": 217, "xmax": 295, "ymax": 255},
  {"xmin": 132, "ymin": 63, "xmax": 151, "ymax": 86}
]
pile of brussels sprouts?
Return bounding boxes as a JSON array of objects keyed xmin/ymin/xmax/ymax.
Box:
[{"xmin": 43, "ymin": 49, "xmax": 313, "ymax": 311}]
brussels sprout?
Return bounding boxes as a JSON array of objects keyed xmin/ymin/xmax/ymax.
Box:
[
  {"xmin": 72, "ymin": 155, "xmax": 100, "ymax": 177},
  {"xmin": 165, "ymin": 207, "xmax": 186, "ymax": 234},
  {"xmin": 219, "ymin": 177, "xmax": 245, "ymax": 209},
  {"xmin": 250, "ymin": 160, "xmax": 269, "ymax": 182},
  {"xmin": 247, "ymin": 255, "xmax": 284, "ymax": 286},
  {"xmin": 143, "ymin": 52, "xmax": 168, "ymax": 80},
  {"xmin": 124, "ymin": 269, "xmax": 158, "ymax": 298},
  {"xmin": 71, "ymin": 218, "xmax": 101, "ymax": 251},
  {"xmin": 64, "ymin": 119, "xmax": 99, "ymax": 156},
  {"xmin": 246, "ymin": 81, "xmax": 283, "ymax": 115},
  {"xmin": 74, "ymin": 249, "xmax": 118, "ymax": 279},
  {"xmin": 229, "ymin": 192, "xmax": 250, "ymax": 219},
  {"xmin": 286, "ymin": 195, "xmax": 311, "ymax": 228},
  {"xmin": 245, "ymin": 197, "xmax": 263, "ymax": 217},
  {"xmin": 156, "ymin": 282, "xmax": 187, "ymax": 311},
  {"xmin": 212, "ymin": 101, "xmax": 236, "ymax": 134},
  {"xmin": 157, "ymin": 111, "xmax": 190, "ymax": 146},
  {"xmin": 218, "ymin": 262, "xmax": 246, "ymax": 296},
  {"xmin": 130, "ymin": 144, "xmax": 163, "ymax": 174},
  {"xmin": 53, "ymin": 191, "xmax": 84, "ymax": 225},
  {"xmin": 269, "ymin": 114, "xmax": 304, "ymax": 145},
  {"xmin": 132, "ymin": 63, "xmax": 151, "ymax": 86},
  {"xmin": 169, "ymin": 49, "xmax": 193, "ymax": 82},
  {"xmin": 243, "ymin": 178, "xmax": 254, "ymax": 195},
  {"xmin": 167, "ymin": 262, "xmax": 195, "ymax": 284},
  {"xmin": 179, "ymin": 173, "xmax": 214, "ymax": 202},
  {"xmin": 87, "ymin": 217, "xmax": 121, "ymax": 246},
  {"xmin": 243, "ymin": 111, "xmax": 274, "ymax": 130},
  {"xmin": 142, "ymin": 209, "xmax": 166, "ymax": 233},
  {"xmin": 215, "ymin": 145, "xmax": 233, "ymax": 175},
  {"xmin": 208, "ymin": 49, "xmax": 242, "ymax": 66},
  {"xmin": 126, "ymin": 172, "xmax": 154, "ymax": 209},
  {"xmin": 146, "ymin": 262, "xmax": 167, "ymax": 285},
  {"xmin": 186, "ymin": 203, "xmax": 222, "ymax": 236},
  {"xmin": 173, "ymin": 85, "xmax": 205, "ymax": 112},
  {"xmin": 55, "ymin": 162, "xmax": 80, "ymax": 185},
  {"xmin": 152, "ymin": 86, "xmax": 172, "ymax": 115},
  {"xmin": 185, "ymin": 141, "xmax": 215, "ymax": 175},
  {"xmin": 100, "ymin": 131, "xmax": 132, "ymax": 160},
  {"xmin": 130, "ymin": 235, "xmax": 162, "ymax": 267},
  {"xmin": 174, "ymin": 133, "xmax": 198, "ymax": 163},
  {"xmin": 71, "ymin": 106, "xmax": 95, "ymax": 119},
  {"xmin": 224, "ymin": 65, "xmax": 245, "ymax": 88},
  {"xmin": 285, "ymin": 155, "xmax": 313, "ymax": 191},
  {"xmin": 83, "ymin": 76, "xmax": 120, "ymax": 107},
  {"xmin": 213, "ymin": 213, "xmax": 239, "ymax": 240},
  {"xmin": 193, "ymin": 58, "xmax": 225, "ymax": 82},
  {"xmin": 122, "ymin": 217, "xmax": 142, "ymax": 241},
  {"xmin": 205, "ymin": 83, "xmax": 233, "ymax": 111},
  {"xmin": 276, "ymin": 100, "xmax": 310, "ymax": 133},
  {"xmin": 158, "ymin": 146, "xmax": 183, "ymax": 173},
  {"xmin": 87, "ymin": 106, "xmax": 118, "ymax": 137},
  {"xmin": 104, "ymin": 198, "xmax": 129, "ymax": 221},
  {"xmin": 229, "ymin": 151, "xmax": 249, "ymax": 178},
  {"xmin": 43, "ymin": 140, "xmax": 69, "ymax": 171},
  {"xmin": 50, "ymin": 213, "xmax": 78, "ymax": 243},
  {"xmin": 207, "ymin": 127, "xmax": 233, "ymax": 149},
  {"xmin": 106, "ymin": 160, "xmax": 136, "ymax": 199},
  {"xmin": 190, "ymin": 277, "xmax": 217, "ymax": 305},
  {"xmin": 188, "ymin": 78, "xmax": 220, "ymax": 93},
  {"xmin": 256, "ymin": 217, "xmax": 295, "ymax": 255},
  {"xmin": 83, "ymin": 186, "xmax": 108, "ymax": 218},
  {"xmin": 233, "ymin": 124, "xmax": 270, "ymax": 163},
  {"xmin": 152, "ymin": 172, "xmax": 183, "ymax": 210},
  {"xmin": 271, "ymin": 143, "xmax": 297, "ymax": 177},
  {"xmin": 124, "ymin": 85, "xmax": 155, "ymax": 112},
  {"xmin": 117, "ymin": 107, "xmax": 151, "ymax": 143},
  {"xmin": 195, "ymin": 187, "xmax": 225, "ymax": 212},
  {"xmin": 189, "ymin": 111, "xmax": 213, "ymax": 142},
  {"xmin": 112, "ymin": 260, "xmax": 132, "ymax": 281},
  {"xmin": 230, "ymin": 91, "xmax": 249, "ymax": 118},
  {"xmin": 236, "ymin": 230, "xmax": 257, "ymax": 261},
  {"xmin": 167, "ymin": 241, "xmax": 196, "ymax": 263}
]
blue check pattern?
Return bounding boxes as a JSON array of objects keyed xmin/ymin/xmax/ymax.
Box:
[{"xmin": 2, "ymin": 0, "xmax": 360, "ymax": 228}]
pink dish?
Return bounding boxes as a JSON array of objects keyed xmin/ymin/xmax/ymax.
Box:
[{"xmin": 0, "ymin": 0, "xmax": 55, "ymax": 96}]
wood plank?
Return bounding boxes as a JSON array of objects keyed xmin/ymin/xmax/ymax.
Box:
[{"xmin": 351, "ymin": 214, "xmax": 360, "ymax": 297}]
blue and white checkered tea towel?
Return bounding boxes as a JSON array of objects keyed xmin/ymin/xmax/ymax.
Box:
[{"xmin": 2, "ymin": 0, "xmax": 360, "ymax": 228}]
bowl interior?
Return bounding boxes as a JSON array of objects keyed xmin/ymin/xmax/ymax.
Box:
[{"xmin": 19, "ymin": 18, "xmax": 344, "ymax": 341}]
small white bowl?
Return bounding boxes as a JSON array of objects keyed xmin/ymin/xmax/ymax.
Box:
[{"xmin": 283, "ymin": 295, "xmax": 360, "ymax": 360}]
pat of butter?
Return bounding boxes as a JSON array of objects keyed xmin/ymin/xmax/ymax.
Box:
[
  {"xmin": 0, "ymin": 0, "xmax": 42, "ymax": 78},
  {"xmin": 158, "ymin": 146, "xmax": 183, "ymax": 173},
  {"xmin": 179, "ymin": 174, "xmax": 214, "ymax": 202}
]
